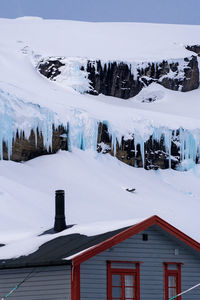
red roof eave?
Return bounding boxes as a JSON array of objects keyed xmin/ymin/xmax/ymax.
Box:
[{"xmin": 72, "ymin": 215, "xmax": 200, "ymax": 266}]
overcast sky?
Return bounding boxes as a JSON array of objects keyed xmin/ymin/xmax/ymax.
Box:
[{"xmin": 0, "ymin": 0, "xmax": 200, "ymax": 25}]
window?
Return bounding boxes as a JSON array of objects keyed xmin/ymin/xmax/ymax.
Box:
[
  {"xmin": 164, "ymin": 263, "xmax": 181, "ymax": 300},
  {"xmin": 107, "ymin": 261, "xmax": 140, "ymax": 300},
  {"xmin": 142, "ymin": 234, "xmax": 148, "ymax": 241}
]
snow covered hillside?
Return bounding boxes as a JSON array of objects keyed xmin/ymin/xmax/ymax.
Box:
[
  {"xmin": 0, "ymin": 18, "xmax": 200, "ymax": 256},
  {"xmin": 0, "ymin": 150, "xmax": 200, "ymax": 258}
]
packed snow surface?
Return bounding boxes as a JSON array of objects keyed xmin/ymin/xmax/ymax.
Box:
[
  {"xmin": 1, "ymin": 17, "xmax": 200, "ymax": 61},
  {"xmin": 0, "ymin": 150, "xmax": 200, "ymax": 259}
]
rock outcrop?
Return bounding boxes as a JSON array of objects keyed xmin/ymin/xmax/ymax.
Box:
[
  {"xmin": 97, "ymin": 123, "xmax": 188, "ymax": 170},
  {"xmin": 1, "ymin": 121, "xmax": 199, "ymax": 171},
  {"xmin": 2, "ymin": 125, "xmax": 67, "ymax": 162},
  {"xmin": 37, "ymin": 55, "xmax": 199, "ymax": 99},
  {"xmin": 186, "ymin": 45, "xmax": 200, "ymax": 56},
  {"xmin": 86, "ymin": 56, "xmax": 199, "ymax": 98},
  {"xmin": 5, "ymin": 53, "xmax": 199, "ymax": 168},
  {"xmin": 38, "ymin": 58, "xmax": 65, "ymax": 79}
]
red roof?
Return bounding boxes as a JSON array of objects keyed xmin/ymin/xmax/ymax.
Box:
[{"xmin": 72, "ymin": 215, "xmax": 200, "ymax": 266}]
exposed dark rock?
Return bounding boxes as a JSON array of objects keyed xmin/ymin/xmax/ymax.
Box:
[
  {"xmin": 97, "ymin": 122, "xmax": 181, "ymax": 170},
  {"xmin": 186, "ymin": 45, "xmax": 200, "ymax": 56},
  {"xmin": 37, "ymin": 55, "xmax": 199, "ymax": 99},
  {"xmin": 87, "ymin": 56, "xmax": 199, "ymax": 96},
  {"xmin": 38, "ymin": 58, "xmax": 65, "ymax": 80},
  {"xmin": 1, "ymin": 121, "xmax": 196, "ymax": 171},
  {"xmin": 2, "ymin": 125, "xmax": 68, "ymax": 162},
  {"xmin": 181, "ymin": 57, "xmax": 199, "ymax": 92},
  {"xmin": 86, "ymin": 61, "xmax": 144, "ymax": 99}
]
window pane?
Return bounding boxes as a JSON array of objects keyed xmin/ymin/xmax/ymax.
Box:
[
  {"xmin": 125, "ymin": 275, "xmax": 134, "ymax": 286},
  {"xmin": 125, "ymin": 287, "xmax": 134, "ymax": 298},
  {"xmin": 112, "ymin": 275, "xmax": 121, "ymax": 286},
  {"xmin": 168, "ymin": 275, "xmax": 176, "ymax": 287},
  {"xmin": 169, "ymin": 287, "xmax": 176, "ymax": 299},
  {"xmin": 112, "ymin": 287, "xmax": 121, "ymax": 298}
]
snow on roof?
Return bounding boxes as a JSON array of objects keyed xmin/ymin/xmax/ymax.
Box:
[{"xmin": 0, "ymin": 218, "xmax": 142, "ymax": 261}]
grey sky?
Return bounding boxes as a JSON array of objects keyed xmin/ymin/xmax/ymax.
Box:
[{"xmin": 0, "ymin": 0, "xmax": 200, "ymax": 25}]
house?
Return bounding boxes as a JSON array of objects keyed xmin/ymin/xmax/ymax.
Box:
[{"xmin": 0, "ymin": 191, "xmax": 200, "ymax": 300}]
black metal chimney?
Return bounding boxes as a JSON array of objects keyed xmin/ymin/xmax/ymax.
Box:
[{"xmin": 54, "ymin": 190, "xmax": 67, "ymax": 232}]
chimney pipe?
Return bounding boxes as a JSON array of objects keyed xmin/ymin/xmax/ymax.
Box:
[{"xmin": 54, "ymin": 190, "xmax": 67, "ymax": 232}]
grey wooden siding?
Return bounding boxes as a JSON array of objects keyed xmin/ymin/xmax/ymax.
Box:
[
  {"xmin": 0, "ymin": 264, "xmax": 71, "ymax": 300},
  {"xmin": 80, "ymin": 225, "xmax": 200, "ymax": 300}
]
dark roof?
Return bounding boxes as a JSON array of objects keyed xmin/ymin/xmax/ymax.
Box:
[
  {"xmin": 1, "ymin": 215, "xmax": 199, "ymax": 270},
  {"xmin": 0, "ymin": 226, "xmax": 129, "ymax": 269}
]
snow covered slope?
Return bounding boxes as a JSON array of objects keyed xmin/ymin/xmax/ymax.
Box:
[
  {"xmin": 0, "ymin": 18, "xmax": 200, "ymax": 257},
  {"xmin": 1, "ymin": 17, "xmax": 200, "ymax": 62},
  {"xmin": 0, "ymin": 150, "xmax": 200, "ymax": 258}
]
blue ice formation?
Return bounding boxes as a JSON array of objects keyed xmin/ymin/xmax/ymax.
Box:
[
  {"xmin": 105, "ymin": 122, "xmax": 200, "ymax": 170},
  {"xmin": 67, "ymin": 109, "xmax": 98, "ymax": 151},
  {"xmin": 0, "ymin": 89, "xmax": 55, "ymax": 159},
  {"xmin": 0, "ymin": 89, "xmax": 200, "ymax": 170}
]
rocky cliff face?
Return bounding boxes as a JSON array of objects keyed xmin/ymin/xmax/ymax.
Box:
[
  {"xmin": 38, "ymin": 55, "xmax": 199, "ymax": 99},
  {"xmin": 2, "ymin": 121, "xmax": 199, "ymax": 171},
  {"xmin": 2, "ymin": 126, "xmax": 67, "ymax": 162},
  {"xmin": 38, "ymin": 58, "xmax": 65, "ymax": 79},
  {"xmin": 4, "ymin": 51, "xmax": 199, "ymax": 169},
  {"xmin": 97, "ymin": 123, "xmax": 182, "ymax": 170},
  {"xmin": 186, "ymin": 45, "xmax": 200, "ymax": 56},
  {"xmin": 86, "ymin": 56, "xmax": 199, "ymax": 98}
]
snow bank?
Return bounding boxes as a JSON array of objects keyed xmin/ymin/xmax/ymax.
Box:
[
  {"xmin": 0, "ymin": 150, "xmax": 200, "ymax": 258},
  {"xmin": 1, "ymin": 18, "xmax": 200, "ymax": 61}
]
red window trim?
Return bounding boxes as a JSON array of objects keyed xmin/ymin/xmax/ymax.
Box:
[
  {"xmin": 163, "ymin": 262, "xmax": 184, "ymax": 265},
  {"xmin": 164, "ymin": 263, "xmax": 182, "ymax": 300},
  {"xmin": 107, "ymin": 261, "xmax": 140, "ymax": 300},
  {"xmin": 108, "ymin": 260, "xmax": 143, "ymax": 264}
]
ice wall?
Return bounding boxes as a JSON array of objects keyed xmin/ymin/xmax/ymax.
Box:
[
  {"xmin": 0, "ymin": 89, "xmax": 56, "ymax": 159},
  {"xmin": 67, "ymin": 109, "xmax": 98, "ymax": 151},
  {"xmin": 0, "ymin": 89, "xmax": 200, "ymax": 170},
  {"xmin": 104, "ymin": 122, "xmax": 200, "ymax": 170}
]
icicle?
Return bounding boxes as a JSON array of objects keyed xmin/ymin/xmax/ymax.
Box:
[
  {"xmin": 134, "ymin": 133, "xmax": 145, "ymax": 168},
  {"xmin": 111, "ymin": 132, "xmax": 116, "ymax": 156},
  {"xmin": 0, "ymin": 89, "xmax": 56, "ymax": 159},
  {"xmin": 163, "ymin": 129, "xmax": 172, "ymax": 168},
  {"xmin": 68, "ymin": 109, "xmax": 99, "ymax": 151},
  {"xmin": 153, "ymin": 127, "xmax": 162, "ymax": 144}
]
